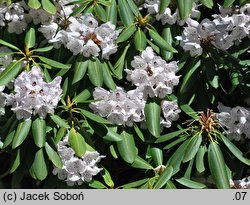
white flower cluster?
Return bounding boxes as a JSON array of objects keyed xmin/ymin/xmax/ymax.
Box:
[
  {"xmin": 0, "ymin": 46, "xmax": 13, "ymax": 115},
  {"xmin": 216, "ymin": 102, "xmax": 250, "ymax": 141},
  {"xmin": 176, "ymin": 4, "xmax": 250, "ymax": 56},
  {"xmin": 126, "ymin": 47, "xmax": 180, "ymax": 99},
  {"xmin": 0, "ymin": 1, "xmax": 28, "ymax": 34},
  {"xmin": 39, "ymin": 13, "xmax": 121, "ymax": 59},
  {"xmin": 53, "ymin": 133, "xmax": 104, "ymax": 186},
  {"xmin": 90, "ymin": 87, "xmax": 146, "ymax": 127},
  {"xmin": 232, "ymin": 176, "xmax": 250, "ymax": 189},
  {"xmin": 4, "ymin": 66, "xmax": 62, "ymax": 120},
  {"xmin": 144, "ymin": 0, "xmax": 200, "ymax": 25}
]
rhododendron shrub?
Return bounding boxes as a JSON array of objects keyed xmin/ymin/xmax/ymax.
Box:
[{"xmin": 0, "ymin": 0, "xmax": 250, "ymax": 189}]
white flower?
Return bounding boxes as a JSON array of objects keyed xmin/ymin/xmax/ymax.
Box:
[
  {"xmin": 82, "ymin": 40, "xmax": 100, "ymax": 57},
  {"xmin": 38, "ymin": 23, "xmax": 58, "ymax": 40},
  {"xmin": 5, "ymin": 66, "xmax": 62, "ymax": 120}
]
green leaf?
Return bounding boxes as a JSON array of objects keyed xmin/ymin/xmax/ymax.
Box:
[
  {"xmin": 25, "ymin": 27, "xmax": 36, "ymax": 49},
  {"xmin": 116, "ymin": 24, "xmax": 137, "ymax": 43},
  {"xmin": 88, "ymin": 58, "xmax": 103, "ymax": 87},
  {"xmin": 94, "ymin": 4, "xmax": 107, "ymax": 22},
  {"xmin": 219, "ymin": 132, "xmax": 250, "ymax": 166},
  {"xmin": 155, "ymin": 129, "xmax": 188, "ymax": 143},
  {"xmin": 179, "ymin": 104, "xmax": 198, "ymax": 119},
  {"xmin": 103, "ymin": 128, "xmax": 123, "ymax": 142},
  {"xmin": 12, "ymin": 119, "xmax": 32, "ymax": 149},
  {"xmin": 176, "ymin": 177, "xmax": 206, "ymax": 188},
  {"xmin": 118, "ymin": 0, "xmax": 134, "ymax": 26},
  {"xmin": 163, "ymin": 135, "xmax": 188, "ymax": 150},
  {"xmin": 134, "ymin": 123, "xmax": 145, "ymax": 141},
  {"xmin": 131, "ymin": 156, "xmax": 154, "ymax": 170},
  {"xmin": 70, "ymin": 2, "xmax": 89, "ymax": 16},
  {"xmin": 120, "ymin": 178, "xmax": 150, "ymax": 188},
  {"xmin": 32, "ymin": 46, "xmax": 54, "ymax": 53},
  {"xmin": 208, "ymin": 142, "xmax": 230, "ymax": 189},
  {"xmin": 28, "ymin": 0, "xmax": 41, "ymax": 9},
  {"xmin": 102, "ymin": 167, "xmax": 114, "ymax": 188},
  {"xmin": 200, "ymin": 0, "xmax": 213, "ymax": 8},
  {"xmin": 69, "ymin": 128, "xmax": 87, "ymax": 157},
  {"xmin": 54, "ymin": 127, "xmax": 67, "ymax": 144},
  {"xmin": 72, "ymin": 89, "xmax": 91, "ymax": 103},
  {"xmin": 183, "ymin": 134, "xmax": 202, "ymax": 162},
  {"xmin": 159, "ymin": 0, "xmax": 171, "ymax": 14},
  {"xmin": 103, "ymin": 61, "xmax": 116, "ymax": 90},
  {"xmin": 177, "ymin": 0, "xmax": 194, "ymax": 20},
  {"xmin": 134, "ymin": 28, "xmax": 147, "ymax": 51},
  {"xmin": 10, "ymin": 149, "xmax": 21, "ymax": 173},
  {"xmin": 80, "ymin": 109, "xmax": 111, "ymax": 124},
  {"xmin": 41, "ymin": 0, "xmax": 57, "ymax": 14},
  {"xmin": 106, "ymin": 0, "xmax": 117, "ymax": 25},
  {"xmin": 145, "ymin": 98, "xmax": 161, "ymax": 137},
  {"xmin": 116, "ymin": 130, "xmax": 136, "ymax": 164},
  {"xmin": 223, "ymin": 0, "xmax": 236, "ymax": 7},
  {"xmin": 161, "ymin": 27, "xmax": 173, "ymax": 60},
  {"xmin": 32, "ymin": 117, "xmax": 46, "ymax": 148},
  {"xmin": 0, "ymin": 39, "xmax": 21, "ymax": 51},
  {"xmin": 195, "ymin": 145, "xmax": 207, "ymax": 173},
  {"xmin": 150, "ymin": 147, "xmax": 163, "ymax": 166},
  {"xmin": 88, "ymin": 180, "xmax": 107, "ymax": 189},
  {"xmin": 50, "ymin": 115, "xmax": 70, "ymax": 129},
  {"xmin": 2, "ymin": 130, "xmax": 15, "ymax": 149},
  {"xmin": 148, "ymin": 28, "xmax": 177, "ymax": 53},
  {"xmin": 31, "ymin": 148, "xmax": 48, "ymax": 180},
  {"xmin": 126, "ymin": 0, "xmax": 140, "ymax": 16},
  {"xmin": 45, "ymin": 142, "xmax": 63, "ymax": 168},
  {"xmin": 37, "ymin": 56, "xmax": 71, "ymax": 69},
  {"xmin": 0, "ymin": 61, "xmax": 22, "ymax": 86},
  {"xmin": 153, "ymin": 166, "xmax": 173, "ymax": 189}
]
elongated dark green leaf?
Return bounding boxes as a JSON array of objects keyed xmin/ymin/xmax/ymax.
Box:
[
  {"xmin": 200, "ymin": 0, "xmax": 213, "ymax": 8},
  {"xmin": 161, "ymin": 27, "xmax": 173, "ymax": 60},
  {"xmin": 117, "ymin": 130, "xmax": 136, "ymax": 164},
  {"xmin": 94, "ymin": 4, "xmax": 107, "ymax": 22},
  {"xmin": 55, "ymin": 127, "xmax": 67, "ymax": 144},
  {"xmin": 103, "ymin": 128, "xmax": 123, "ymax": 142},
  {"xmin": 102, "ymin": 167, "xmax": 114, "ymax": 188},
  {"xmin": 0, "ymin": 39, "xmax": 21, "ymax": 51},
  {"xmin": 159, "ymin": 0, "xmax": 171, "ymax": 14},
  {"xmin": 41, "ymin": 0, "xmax": 57, "ymax": 14},
  {"xmin": 116, "ymin": 24, "xmax": 136, "ymax": 43},
  {"xmin": 126, "ymin": 0, "xmax": 140, "ymax": 15},
  {"xmin": 103, "ymin": 62, "xmax": 116, "ymax": 90},
  {"xmin": 134, "ymin": 28, "xmax": 147, "ymax": 51},
  {"xmin": 148, "ymin": 28, "xmax": 177, "ymax": 53},
  {"xmin": 88, "ymin": 180, "xmax": 107, "ymax": 189},
  {"xmin": 177, "ymin": 0, "xmax": 194, "ymax": 20},
  {"xmin": 176, "ymin": 177, "xmax": 206, "ymax": 188},
  {"xmin": 31, "ymin": 148, "xmax": 48, "ymax": 180},
  {"xmin": 88, "ymin": 58, "xmax": 103, "ymax": 87},
  {"xmin": 28, "ymin": 0, "xmax": 41, "ymax": 9},
  {"xmin": 131, "ymin": 156, "xmax": 154, "ymax": 170},
  {"xmin": 151, "ymin": 147, "xmax": 163, "ymax": 166},
  {"xmin": 70, "ymin": 2, "xmax": 89, "ymax": 16},
  {"xmin": 45, "ymin": 142, "xmax": 63, "ymax": 168},
  {"xmin": 195, "ymin": 145, "xmax": 207, "ymax": 173},
  {"xmin": 72, "ymin": 89, "xmax": 91, "ymax": 103},
  {"xmin": 0, "ymin": 61, "xmax": 22, "ymax": 86},
  {"xmin": 25, "ymin": 27, "xmax": 36, "ymax": 49},
  {"xmin": 12, "ymin": 119, "xmax": 32, "ymax": 149},
  {"xmin": 32, "ymin": 117, "xmax": 46, "ymax": 148},
  {"xmin": 208, "ymin": 142, "xmax": 230, "ymax": 189},
  {"xmin": 80, "ymin": 109, "xmax": 111, "ymax": 124},
  {"xmin": 163, "ymin": 135, "xmax": 188, "ymax": 150},
  {"xmin": 50, "ymin": 114, "xmax": 70, "ymax": 129},
  {"xmin": 155, "ymin": 129, "xmax": 188, "ymax": 143},
  {"xmin": 219, "ymin": 132, "xmax": 250, "ymax": 165},
  {"xmin": 153, "ymin": 166, "xmax": 173, "ymax": 189},
  {"xmin": 134, "ymin": 123, "xmax": 145, "ymax": 141},
  {"xmin": 223, "ymin": 0, "xmax": 236, "ymax": 7},
  {"xmin": 72, "ymin": 57, "xmax": 88, "ymax": 84},
  {"xmin": 106, "ymin": 0, "xmax": 117, "ymax": 25},
  {"xmin": 2, "ymin": 130, "xmax": 15, "ymax": 149},
  {"xmin": 166, "ymin": 139, "xmax": 190, "ymax": 174},
  {"xmin": 120, "ymin": 178, "xmax": 150, "ymax": 188},
  {"xmin": 118, "ymin": 0, "xmax": 134, "ymax": 26},
  {"xmin": 180, "ymin": 104, "xmax": 199, "ymax": 119},
  {"xmin": 10, "ymin": 149, "xmax": 21, "ymax": 173},
  {"xmin": 32, "ymin": 46, "xmax": 54, "ymax": 53},
  {"xmin": 69, "ymin": 128, "xmax": 87, "ymax": 157},
  {"xmin": 145, "ymin": 99, "xmax": 161, "ymax": 137},
  {"xmin": 183, "ymin": 134, "xmax": 202, "ymax": 162},
  {"xmin": 38, "ymin": 56, "xmax": 71, "ymax": 69}
]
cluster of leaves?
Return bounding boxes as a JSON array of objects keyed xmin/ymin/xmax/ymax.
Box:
[{"xmin": 0, "ymin": 0, "xmax": 250, "ymax": 189}]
